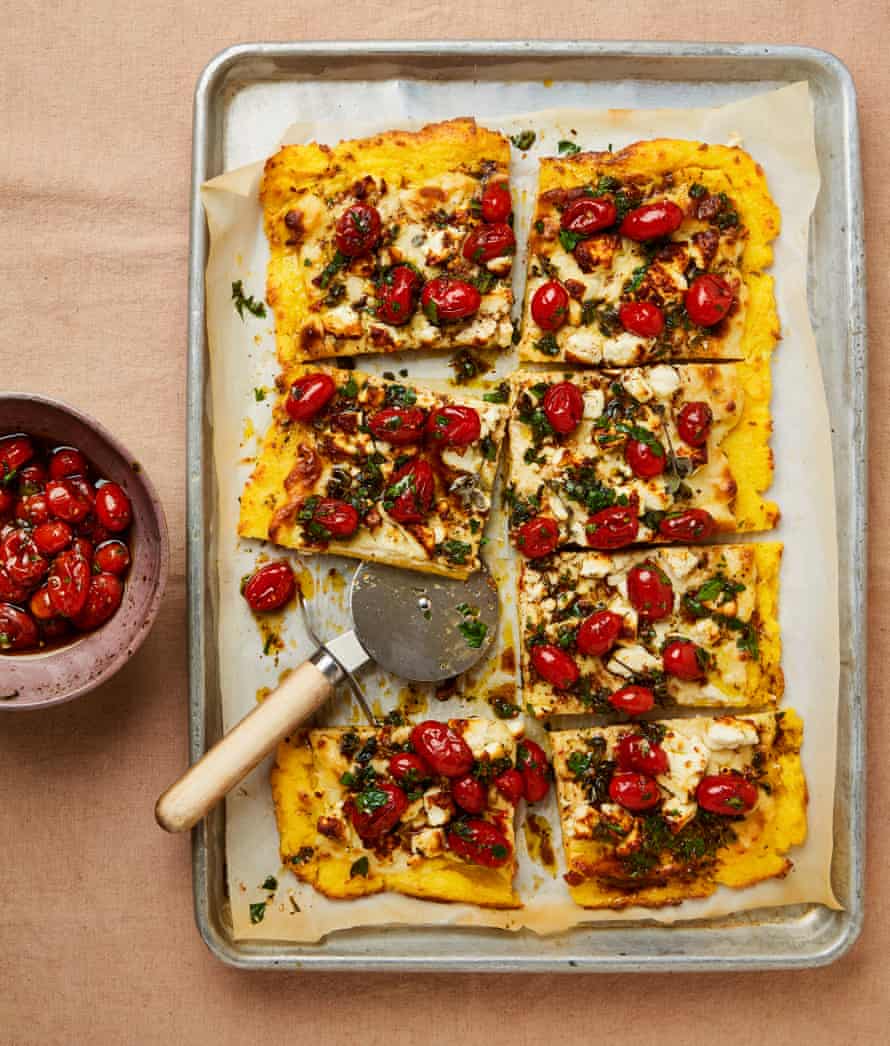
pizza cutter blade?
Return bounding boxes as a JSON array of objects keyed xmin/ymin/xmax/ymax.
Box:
[{"xmin": 155, "ymin": 561, "xmax": 499, "ymax": 833}]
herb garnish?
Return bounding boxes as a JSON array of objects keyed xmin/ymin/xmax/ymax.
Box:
[
  {"xmin": 349, "ymin": 856, "xmax": 370, "ymax": 879},
  {"xmin": 510, "ymin": 130, "xmax": 537, "ymax": 151},
  {"xmin": 231, "ymin": 280, "xmax": 266, "ymax": 320},
  {"xmin": 558, "ymin": 139, "xmax": 581, "ymax": 156},
  {"xmin": 249, "ymin": 902, "xmax": 266, "ymax": 924}
]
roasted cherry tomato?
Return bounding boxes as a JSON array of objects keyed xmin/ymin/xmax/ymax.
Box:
[
  {"xmin": 285, "ymin": 372, "xmax": 337, "ymax": 422},
  {"xmin": 32, "ymin": 521, "xmax": 72, "ymax": 556},
  {"xmin": 624, "ymin": 437, "xmax": 667, "ymax": 479},
  {"xmin": 425, "ymin": 404, "xmax": 481, "ymax": 447},
  {"xmin": 0, "ymin": 435, "xmax": 34, "ymax": 476},
  {"xmin": 241, "ymin": 560, "xmax": 296, "ymax": 612},
  {"xmin": 608, "ymin": 685, "xmax": 656, "ymax": 716},
  {"xmin": 375, "ymin": 265, "xmax": 421, "ymax": 326},
  {"xmin": 1, "ymin": 530, "xmax": 47, "ymax": 588},
  {"xmin": 49, "ymin": 447, "xmax": 88, "ymax": 480},
  {"xmin": 685, "ymin": 273, "xmax": 734, "ymax": 327},
  {"xmin": 73, "ymin": 515, "xmax": 109, "ymax": 545},
  {"xmin": 663, "ymin": 639, "xmax": 706, "ymax": 680},
  {"xmin": 0, "ymin": 566, "xmax": 27, "ymax": 603},
  {"xmin": 530, "ymin": 643, "xmax": 579, "ymax": 690},
  {"xmin": 46, "ymin": 548, "xmax": 90, "ymax": 618},
  {"xmin": 619, "ymin": 301, "xmax": 664, "ymax": 338},
  {"xmin": 70, "ymin": 537, "xmax": 95, "ymax": 562},
  {"xmin": 385, "ymin": 458, "xmax": 435, "ymax": 524},
  {"xmin": 346, "ymin": 781, "xmax": 408, "ymax": 842},
  {"xmin": 388, "ymin": 752, "xmax": 432, "ymax": 787},
  {"xmin": 368, "ymin": 406, "xmax": 427, "ymax": 445},
  {"xmin": 410, "ymin": 721, "xmax": 474, "ymax": 778},
  {"xmin": 493, "ymin": 768, "xmax": 525, "ymax": 804},
  {"xmin": 94, "ymin": 540, "xmax": 130, "ymax": 575},
  {"xmin": 452, "ymin": 775, "xmax": 487, "ymax": 814},
  {"xmin": 29, "ymin": 586, "xmax": 56, "ymax": 622},
  {"xmin": 576, "ymin": 610, "xmax": 624, "ymax": 657},
  {"xmin": 615, "ymin": 733, "xmax": 669, "ymax": 776},
  {"xmin": 334, "ymin": 202, "xmax": 382, "ymax": 257},
  {"xmin": 0, "ymin": 602, "xmax": 39, "ymax": 651},
  {"xmin": 481, "ymin": 181, "xmax": 512, "ymax": 223},
  {"xmin": 447, "ymin": 818, "xmax": 512, "ymax": 868},
  {"xmin": 608, "ymin": 771, "xmax": 662, "ymax": 811},
  {"xmin": 421, "ymin": 277, "xmax": 481, "ymax": 324},
  {"xmin": 515, "ymin": 516, "xmax": 559, "ymax": 559},
  {"xmin": 517, "ymin": 739, "xmax": 552, "ymax": 803},
  {"xmin": 15, "ymin": 492, "xmax": 50, "ymax": 525},
  {"xmin": 658, "ymin": 509, "xmax": 715, "ymax": 543},
  {"xmin": 0, "ymin": 489, "xmax": 14, "ymax": 518},
  {"xmin": 696, "ymin": 773, "xmax": 758, "ymax": 817},
  {"xmin": 18, "ymin": 462, "xmax": 47, "ymax": 489},
  {"xmin": 677, "ymin": 401, "xmax": 713, "ymax": 447},
  {"xmin": 94, "ymin": 482, "xmax": 132, "ymax": 533},
  {"xmin": 462, "ymin": 222, "xmax": 515, "ymax": 264},
  {"xmin": 619, "ymin": 200, "xmax": 684, "ymax": 241},
  {"xmin": 530, "ymin": 280, "xmax": 569, "ymax": 331},
  {"xmin": 310, "ymin": 498, "xmax": 360, "ymax": 539},
  {"xmin": 542, "ymin": 381, "xmax": 584, "ymax": 435},
  {"xmin": 585, "ymin": 504, "xmax": 639, "ymax": 550},
  {"xmin": 45, "ymin": 479, "xmax": 93, "ymax": 523},
  {"xmin": 560, "ymin": 196, "xmax": 617, "ymax": 237},
  {"xmin": 627, "ymin": 562, "xmax": 674, "ymax": 621},
  {"xmin": 72, "ymin": 573, "xmax": 123, "ymax": 631}
]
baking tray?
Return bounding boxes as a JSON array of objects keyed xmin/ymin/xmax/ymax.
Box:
[{"xmin": 186, "ymin": 41, "xmax": 867, "ymax": 971}]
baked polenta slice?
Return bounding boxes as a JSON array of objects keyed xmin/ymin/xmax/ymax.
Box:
[
  {"xmin": 519, "ymin": 140, "xmax": 779, "ymax": 367},
  {"xmin": 518, "ymin": 543, "xmax": 782, "ymax": 718},
  {"xmin": 551, "ymin": 710, "xmax": 807, "ymax": 908},
  {"xmin": 239, "ymin": 365, "xmax": 508, "ymax": 578},
  {"xmin": 506, "ymin": 362, "xmax": 776, "ymax": 556},
  {"xmin": 271, "ymin": 718, "xmax": 524, "ymax": 909},
  {"xmin": 262, "ymin": 118, "xmax": 515, "ymax": 364}
]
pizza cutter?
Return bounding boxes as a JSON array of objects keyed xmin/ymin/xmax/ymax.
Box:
[{"xmin": 155, "ymin": 561, "xmax": 499, "ymax": 833}]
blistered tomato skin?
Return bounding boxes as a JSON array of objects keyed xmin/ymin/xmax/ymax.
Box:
[
  {"xmin": 447, "ymin": 819, "xmax": 512, "ymax": 868},
  {"xmin": 531, "ymin": 281, "xmax": 569, "ymax": 331},
  {"xmin": 375, "ymin": 265, "xmax": 421, "ymax": 326},
  {"xmin": 530, "ymin": 643, "xmax": 579, "ymax": 690},
  {"xmin": 425, "ymin": 404, "xmax": 481, "ymax": 447},
  {"xmin": 1, "ymin": 530, "xmax": 48, "ymax": 588},
  {"xmin": 685, "ymin": 274, "xmax": 734, "ymax": 327},
  {"xmin": 696, "ymin": 773, "xmax": 758, "ymax": 816},
  {"xmin": 47, "ymin": 548, "xmax": 90, "ymax": 618},
  {"xmin": 334, "ymin": 202, "xmax": 382, "ymax": 257},
  {"xmin": 29, "ymin": 586, "xmax": 56, "ymax": 621},
  {"xmin": 627, "ymin": 563, "xmax": 674, "ymax": 621},
  {"xmin": 49, "ymin": 447, "xmax": 88, "ymax": 480},
  {"xmin": 72, "ymin": 573, "xmax": 123, "ymax": 631},
  {"xmin": 542, "ymin": 382, "xmax": 584, "ymax": 435},
  {"xmin": 421, "ymin": 278, "xmax": 481, "ymax": 324},
  {"xmin": 46, "ymin": 479, "xmax": 93, "ymax": 523},
  {"xmin": 0, "ymin": 566, "xmax": 27, "ymax": 603},
  {"xmin": 346, "ymin": 781, "xmax": 408, "ymax": 842},
  {"xmin": 242, "ymin": 560, "xmax": 296, "ymax": 613},
  {"xmin": 452, "ymin": 775, "xmax": 487, "ymax": 814},
  {"xmin": 94, "ymin": 540, "xmax": 130, "ymax": 575},
  {"xmin": 385, "ymin": 459, "xmax": 435, "ymax": 524},
  {"xmin": 658, "ymin": 509, "xmax": 715, "ymax": 543},
  {"xmin": 586, "ymin": 504, "xmax": 639, "ymax": 550},
  {"xmin": 517, "ymin": 740, "xmax": 551, "ymax": 803},
  {"xmin": 16, "ymin": 492, "xmax": 51, "ymax": 525},
  {"xmin": 18, "ymin": 462, "xmax": 47, "ymax": 489},
  {"xmin": 0, "ymin": 603, "xmax": 39, "ymax": 651},
  {"xmin": 0, "ymin": 436, "xmax": 35, "ymax": 475},
  {"xmin": 410, "ymin": 721, "xmax": 474, "ymax": 778},
  {"xmin": 388, "ymin": 752, "xmax": 431, "ymax": 786},
  {"xmin": 481, "ymin": 181, "xmax": 512, "ymax": 223},
  {"xmin": 663, "ymin": 639, "xmax": 706, "ymax": 680},
  {"xmin": 620, "ymin": 201, "xmax": 684, "ymax": 241},
  {"xmin": 608, "ymin": 771, "xmax": 662, "ymax": 811},
  {"xmin": 368, "ymin": 407, "xmax": 427, "ymax": 445},
  {"xmin": 561, "ymin": 196, "xmax": 618, "ymax": 237},
  {"xmin": 32, "ymin": 521, "xmax": 72, "ymax": 556},
  {"xmin": 619, "ymin": 301, "xmax": 665, "ymax": 338},
  {"xmin": 94, "ymin": 483, "xmax": 132, "ymax": 533},
  {"xmin": 516, "ymin": 516, "xmax": 559, "ymax": 559},
  {"xmin": 677, "ymin": 401, "xmax": 713, "ymax": 447},
  {"xmin": 285, "ymin": 373, "xmax": 337, "ymax": 422},
  {"xmin": 616, "ymin": 733, "xmax": 669, "ymax": 776},
  {"xmin": 608, "ymin": 685, "xmax": 656, "ymax": 716},
  {"xmin": 576, "ymin": 610, "xmax": 624, "ymax": 657},
  {"xmin": 462, "ymin": 223, "xmax": 515, "ymax": 264},
  {"xmin": 625, "ymin": 437, "xmax": 667, "ymax": 479},
  {"xmin": 310, "ymin": 498, "xmax": 360, "ymax": 539},
  {"xmin": 494, "ymin": 768, "xmax": 525, "ymax": 804}
]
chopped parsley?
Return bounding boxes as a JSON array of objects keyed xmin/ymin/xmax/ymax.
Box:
[
  {"xmin": 231, "ymin": 280, "xmax": 266, "ymax": 320},
  {"xmin": 253, "ymin": 387, "xmax": 267, "ymax": 402},
  {"xmin": 436, "ymin": 539, "xmax": 472, "ymax": 565},
  {"xmin": 483, "ymin": 382, "xmax": 510, "ymax": 404},
  {"xmin": 354, "ymin": 787, "xmax": 390, "ymax": 814},
  {"xmin": 261, "ymin": 876, "xmax": 278, "ymax": 891},
  {"xmin": 383, "ymin": 383, "xmax": 417, "ymax": 408},
  {"xmin": 457, "ymin": 603, "xmax": 488, "ymax": 649},
  {"xmin": 249, "ymin": 902, "xmax": 266, "ymax": 924},
  {"xmin": 318, "ymin": 251, "xmax": 347, "ymax": 289},
  {"xmin": 558, "ymin": 139, "xmax": 581, "ymax": 156},
  {"xmin": 349, "ymin": 856, "xmax": 370, "ymax": 879},
  {"xmin": 510, "ymin": 129, "xmax": 537, "ymax": 151},
  {"xmin": 558, "ymin": 228, "xmax": 581, "ymax": 252}
]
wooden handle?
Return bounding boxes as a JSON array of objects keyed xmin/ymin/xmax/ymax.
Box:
[{"xmin": 155, "ymin": 659, "xmax": 335, "ymax": 833}]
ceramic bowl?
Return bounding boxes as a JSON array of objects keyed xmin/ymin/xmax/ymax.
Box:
[{"xmin": 0, "ymin": 394, "xmax": 169, "ymax": 709}]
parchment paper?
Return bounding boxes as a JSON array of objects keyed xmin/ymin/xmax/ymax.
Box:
[{"xmin": 201, "ymin": 81, "xmax": 840, "ymax": 942}]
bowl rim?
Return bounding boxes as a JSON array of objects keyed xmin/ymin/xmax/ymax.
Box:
[{"xmin": 0, "ymin": 392, "xmax": 171, "ymax": 710}]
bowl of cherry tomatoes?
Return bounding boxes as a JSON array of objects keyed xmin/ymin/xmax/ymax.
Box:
[{"xmin": 0, "ymin": 394, "xmax": 169, "ymax": 709}]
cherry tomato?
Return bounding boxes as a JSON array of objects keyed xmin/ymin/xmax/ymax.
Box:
[
  {"xmin": 561, "ymin": 196, "xmax": 617, "ymax": 237},
  {"xmin": 242, "ymin": 560, "xmax": 296, "ymax": 612},
  {"xmin": 462, "ymin": 223, "xmax": 515, "ymax": 264},
  {"xmin": 368, "ymin": 406, "xmax": 427, "ymax": 445},
  {"xmin": 345, "ymin": 781, "xmax": 408, "ymax": 842},
  {"xmin": 576, "ymin": 610, "xmax": 624, "ymax": 657},
  {"xmin": 49, "ymin": 447, "xmax": 88, "ymax": 479},
  {"xmin": 677, "ymin": 401, "xmax": 713, "ymax": 447},
  {"xmin": 410, "ymin": 721, "xmax": 474, "ymax": 778},
  {"xmin": 375, "ymin": 265, "xmax": 421, "ymax": 326},
  {"xmin": 425, "ymin": 404, "xmax": 481, "ymax": 447},
  {"xmin": 15, "ymin": 492, "xmax": 50, "ymax": 525},
  {"xmin": 18, "ymin": 462, "xmax": 47, "ymax": 489},
  {"xmin": 0, "ymin": 490, "xmax": 14, "ymax": 519},
  {"xmin": 481, "ymin": 181, "xmax": 512, "ymax": 223},
  {"xmin": 517, "ymin": 739, "xmax": 548, "ymax": 776},
  {"xmin": 685, "ymin": 274, "xmax": 734, "ymax": 327},
  {"xmin": 615, "ymin": 733, "xmax": 669, "ymax": 776},
  {"xmin": 516, "ymin": 516, "xmax": 559, "ymax": 559},
  {"xmin": 608, "ymin": 685, "xmax": 656, "ymax": 716},
  {"xmin": 447, "ymin": 819, "xmax": 512, "ymax": 868},
  {"xmin": 74, "ymin": 573, "xmax": 124, "ymax": 631},
  {"xmin": 421, "ymin": 278, "xmax": 481, "ymax": 324},
  {"xmin": 625, "ymin": 437, "xmax": 667, "ymax": 479},
  {"xmin": 46, "ymin": 479, "xmax": 93, "ymax": 523},
  {"xmin": 385, "ymin": 459, "xmax": 435, "ymax": 524},
  {"xmin": 608, "ymin": 771, "xmax": 662, "ymax": 811},
  {"xmin": 453, "ymin": 775, "xmax": 487, "ymax": 814},
  {"xmin": 285, "ymin": 372, "xmax": 337, "ymax": 422},
  {"xmin": 619, "ymin": 200, "xmax": 684, "ymax": 241},
  {"xmin": 1, "ymin": 530, "xmax": 47, "ymax": 588},
  {"xmin": 73, "ymin": 516, "xmax": 109, "ymax": 545},
  {"xmin": 0, "ymin": 565, "xmax": 27, "ymax": 603},
  {"xmin": 585, "ymin": 504, "xmax": 639, "ymax": 550},
  {"xmin": 0, "ymin": 602, "xmax": 39, "ymax": 651},
  {"xmin": 542, "ymin": 382, "xmax": 584, "ymax": 435},
  {"xmin": 334, "ymin": 202, "xmax": 382, "ymax": 257},
  {"xmin": 310, "ymin": 498, "xmax": 360, "ymax": 539},
  {"xmin": 29, "ymin": 586, "xmax": 56, "ymax": 621},
  {"xmin": 493, "ymin": 768, "xmax": 525, "ymax": 804},
  {"xmin": 46, "ymin": 548, "xmax": 90, "ymax": 618},
  {"xmin": 0, "ymin": 435, "xmax": 34, "ymax": 476},
  {"xmin": 94, "ymin": 540, "xmax": 130, "ymax": 575},
  {"xmin": 70, "ymin": 537, "xmax": 95, "ymax": 562},
  {"xmin": 530, "ymin": 643, "xmax": 579, "ymax": 690},
  {"xmin": 627, "ymin": 563, "xmax": 674, "ymax": 621},
  {"xmin": 663, "ymin": 639, "xmax": 706, "ymax": 680},
  {"xmin": 619, "ymin": 301, "xmax": 664, "ymax": 337},
  {"xmin": 696, "ymin": 773, "xmax": 758, "ymax": 817},
  {"xmin": 94, "ymin": 482, "xmax": 132, "ymax": 533},
  {"xmin": 388, "ymin": 752, "xmax": 432, "ymax": 787},
  {"xmin": 658, "ymin": 509, "xmax": 715, "ymax": 543},
  {"xmin": 32, "ymin": 521, "xmax": 72, "ymax": 556},
  {"xmin": 530, "ymin": 280, "xmax": 569, "ymax": 331}
]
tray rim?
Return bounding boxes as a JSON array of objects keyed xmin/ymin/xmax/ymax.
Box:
[{"xmin": 186, "ymin": 38, "xmax": 867, "ymax": 972}]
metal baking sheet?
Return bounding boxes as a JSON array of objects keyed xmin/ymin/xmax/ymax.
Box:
[{"xmin": 186, "ymin": 41, "xmax": 867, "ymax": 971}]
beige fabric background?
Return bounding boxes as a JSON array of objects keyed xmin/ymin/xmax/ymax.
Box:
[{"xmin": 0, "ymin": 2, "xmax": 885, "ymax": 1043}]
